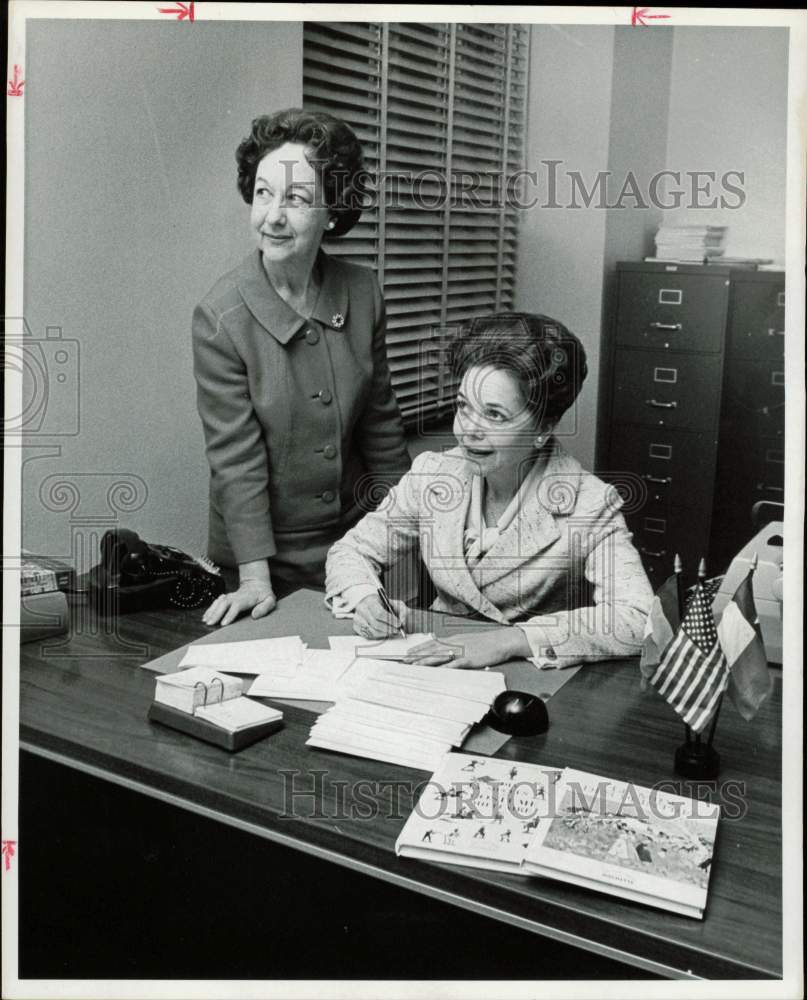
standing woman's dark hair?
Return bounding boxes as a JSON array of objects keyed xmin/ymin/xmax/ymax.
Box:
[
  {"xmin": 192, "ymin": 108, "xmax": 410, "ymax": 628},
  {"xmin": 235, "ymin": 109, "xmax": 371, "ymax": 237}
]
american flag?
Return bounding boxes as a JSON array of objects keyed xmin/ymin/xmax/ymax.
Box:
[{"xmin": 648, "ymin": 582, "xmax": 729, "ymax": 733}]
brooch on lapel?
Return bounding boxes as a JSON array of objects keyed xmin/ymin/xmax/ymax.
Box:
[{"xmin": 331, "ymin": 312, "xmax": 345, "ymax": 329}]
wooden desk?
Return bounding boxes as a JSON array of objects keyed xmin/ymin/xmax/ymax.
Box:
[{"xmin": 18, "ymin": 590, "xmax": 782, "ymax": 980}]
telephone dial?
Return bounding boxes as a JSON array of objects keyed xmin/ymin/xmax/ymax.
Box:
[{"xmin": 88, "ymin": 528, "xmax": 225, "ymax": 614}]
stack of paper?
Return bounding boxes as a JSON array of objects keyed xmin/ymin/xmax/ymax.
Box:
[
  {"xmin": 651, "ymin": 224, "xmax": 727, "ymax": 262},
  {"xmin": 307, "ymin": 661, "xmax": 506, "ymax": 770}
]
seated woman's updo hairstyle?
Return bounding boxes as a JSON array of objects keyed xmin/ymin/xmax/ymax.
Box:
[
  {"xmin": 235, "ymin": 108, "xmax": 369, "ymax": 238},
  {"xmin": 450, "ymin": 312, "xmax": 588, "ymax": 428}
]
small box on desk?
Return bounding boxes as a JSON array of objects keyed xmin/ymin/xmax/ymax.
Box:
[
  {"xmin": 148, "ymin": 666, "xmax": 284, "ymax": 751},
  {"xmin": 147, "ymin": 700, "xmax": 283, "ymax": 752}
]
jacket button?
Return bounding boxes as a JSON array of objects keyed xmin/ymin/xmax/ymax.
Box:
[
  {"xmin": 305, "ymin": 328, "xmax": 320, "ymax": 345},
  {"xmin": 321, "ymin": 490, "xmax": 336, "ymax": 503},
  {"xmin": 323, "ymin": 444, "xmax": 337, "ymax": 459},
  {"xmin": 318, "ymin": 389, "xmax": 333, "ymax": 405}
]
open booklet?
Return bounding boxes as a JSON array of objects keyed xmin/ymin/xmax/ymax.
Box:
[{"xmin": 396, "ymin": 755, "xmax": 720, "ymax": 919}]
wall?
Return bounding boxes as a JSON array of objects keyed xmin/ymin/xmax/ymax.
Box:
[
  {"xmin": 22, "ymin": 20, "xmax": 302, "ymax": 565},
  {"xmin": 515, "ymin": 24, "xmax": 788, "ymax": 469},
  {"xmin": 598, "ymin": 28, "xmax": 674, "ymax": 467},
  {"xmin": 663, "ymin": 27, "xmax": 789, "ymax": 261},
  {"xmin": 514, "ymin": 25, "xmax": 615, "ymax": 469}
]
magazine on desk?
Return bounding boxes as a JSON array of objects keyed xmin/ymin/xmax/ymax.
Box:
[
  {"xmin": 396, "ymin": 756, "xmax": 720, "ymax": 918},
  {"xmin": 395, "ymin": 753, "xmax": 562, "ymax": 871}
]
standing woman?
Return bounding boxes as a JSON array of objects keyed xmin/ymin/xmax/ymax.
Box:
[{"xmin": 193, "ymin": 109, "xmax": 410, "ymax": 626}]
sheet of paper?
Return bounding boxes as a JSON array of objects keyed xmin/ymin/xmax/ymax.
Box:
[
  {"xmin": 157, "ymin": 665, "xmax": 242, "ymax": 692},
  {"xmin": 248, "ymin": 649, "xmax": 355, "ymax": 701},
  {"xmin": 328, "ymin": 633, "xmax": 433, "ymax": 660},
  {"xmin": 178, "ymin": 636, "xmax": 306, "ymax": 676}
]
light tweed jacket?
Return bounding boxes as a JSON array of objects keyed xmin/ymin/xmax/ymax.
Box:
[{"xmin": 325, "ymin": 441, "xmax": 653, "ymax": 667}]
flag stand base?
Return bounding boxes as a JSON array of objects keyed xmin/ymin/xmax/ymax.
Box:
[{"xmin": 674, "ymin": 741, "xmax": 720, "ymax": 780}]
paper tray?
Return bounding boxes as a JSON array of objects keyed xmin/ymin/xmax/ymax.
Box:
[{"xmin": 147, "ymin": 700, "xmax": 283, "ymax": 752}]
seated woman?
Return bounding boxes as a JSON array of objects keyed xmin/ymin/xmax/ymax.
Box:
[{"xmin": 325, "ymin": 312, "xmax": 653, "ymax": 670}]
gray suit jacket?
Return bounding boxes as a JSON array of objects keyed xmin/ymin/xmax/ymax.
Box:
[
  {"xmin": 325, "ymin": 442, "xmax": 653, "ymax": 666},
  {"xmin": 192, "ymin": 250, "xmax": 410, "ymax": 582}
]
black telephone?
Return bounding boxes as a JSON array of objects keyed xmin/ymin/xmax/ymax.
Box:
[{"xmin": 88, "ymin": 529, "xmax": 225, "ymax": 614}]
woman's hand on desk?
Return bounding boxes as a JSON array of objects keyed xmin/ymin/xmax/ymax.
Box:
[
  {"xmin": 406, "ymin": 627, "xmax": 532, "ymax": 669},
  {"xmin": 353, "ymin": 594, "xmax": 409, "ymax": 639},
  {"xmin": 202, "ymin": 574, "xmax": 277, "ymax": 628}
]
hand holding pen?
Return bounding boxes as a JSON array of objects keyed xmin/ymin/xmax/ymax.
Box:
[
  {"xmin": 354, "ymin": 555, "xmax": 408, "ymax": 640},
  {"xmin": 353, "ymin": 591, "xmax": 408, "ymax": 640}
]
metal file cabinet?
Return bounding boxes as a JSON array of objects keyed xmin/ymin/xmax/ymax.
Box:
[{"xmin": 597, "ymin": 262, "xmax": 785, "ymax": 587}]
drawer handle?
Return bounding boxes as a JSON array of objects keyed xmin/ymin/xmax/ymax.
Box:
[
  {"xmin": 640, "ymin": 547, "xmax": 667, "ymax": 559},
  {"xmin": 645, "ymin": 398, "xmax": 677, "ymax": 409},
  {"xmin": 767, "ymin": 328, "xmax": 785, "ymax": 337},
  {"xmin": 649, "ymin": 322, "xmax": 682, "ymax": 331},
  {"xmin": 642, "ymin": 474, "xmax": 672, "ymax": 485}
]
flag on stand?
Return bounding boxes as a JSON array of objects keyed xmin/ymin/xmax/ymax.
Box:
[
  {"xmin": 646, "ymin": 582, "xmax": 729, "ymax": 733},
  {"xmin": 717, "ymin": 570, "xmax": 772, "ymax": 721},
  {"xmin": 639, "ymin": 573, "xmax": 680, "ymax": 688}
]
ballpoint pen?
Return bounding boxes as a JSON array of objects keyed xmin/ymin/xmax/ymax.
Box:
[
  {"xmin": 359, "ymin": 553, "xmax": 406, "ymax": 639},
  {"xmin": 375, "ymin": 583, "xmax": 407, "ymax": 640}
]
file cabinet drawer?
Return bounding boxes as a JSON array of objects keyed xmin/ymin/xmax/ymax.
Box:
[
  {"xmin": 611, "ymin": 349, "xmax": 722, "ymax": 432},
  {"xmin": 715, "ymin": 436, "xmax": 784, "ymax": 500},
  {"xmin": 607, "ymin": 426, "xmax": 717, "ymax": 509},
  {"xmin": 720, "ymin": 359, "xmax": 785, "ymax": 436},
  {"xmin": 625, "ymin": 506, "xmax": 712, "ymax": 589},
  {"xmin": 728, "ymin": 281, "xmax": 785, "ymax": 360},
  {"xmin": 616, "ymin": 272, "xmax": 728, "ymax": 353}
]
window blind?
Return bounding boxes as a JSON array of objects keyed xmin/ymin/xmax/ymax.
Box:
[{"xmin": 303, "ymin": 21, "xmax": 529, "ymax": 425}]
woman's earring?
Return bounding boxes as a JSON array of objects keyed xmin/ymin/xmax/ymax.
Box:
[
  {"xmin": 535, "ymin": 435, "xmax": 544, "ymax": 448},
  {"xmin": 327, "ymin": 218, "xmax": 337, "ymax": 230}
]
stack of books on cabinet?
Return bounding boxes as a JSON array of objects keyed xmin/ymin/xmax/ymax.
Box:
[{"xmin": 650, "ymin": 225, "xmax": 726, "ymax": 263}]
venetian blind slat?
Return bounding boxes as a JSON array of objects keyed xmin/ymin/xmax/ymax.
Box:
[{"xmin": 303, "ymin": 21, "xmax": 527, "ymax": 425}]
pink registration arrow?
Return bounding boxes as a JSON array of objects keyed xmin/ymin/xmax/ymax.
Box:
[
  {"xmin": 631, "ymin": 6, "xmax": 671, "ymax": 26},
  {"xmin": 158, "ymin": 1, "xmax": 195, "ymax": 20}
]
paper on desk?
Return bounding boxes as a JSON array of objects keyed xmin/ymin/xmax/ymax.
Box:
[
  {"xmin": 178, "ymin": 635, "xmax": 306, "ymax": 676},
  {"xmin": 307, "ymin": 718, "xmax": 451, "ymax": 771},
  {"xmin": 194, "ymin": 697, "xmax": 282, "ymax": 733},
  {"xmin": 370, "ymin": 663, "xmax": 505, "ymax": 702},
  {"xmin": 325, "ymin": 698, "xmax": 470, "ymax": 744},
  {"xmin": 247, "ymin": 649, "xmax": 355, "ymax": 701},
  {"xmin": 328, "ymin": 633, "xmax": 433, "ymax": 660}
]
